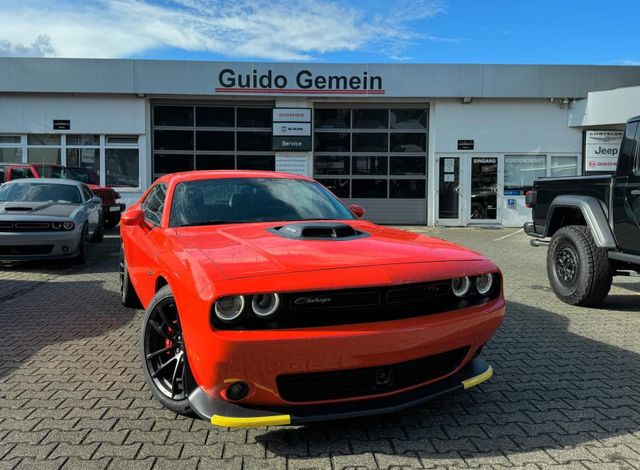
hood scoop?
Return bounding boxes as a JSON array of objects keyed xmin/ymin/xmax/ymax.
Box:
[
  {"xmin": 4, "ymin": 206, "xmax": 34, "ymax": 212},
  {"xmin": 269, "ymin": 222, "xmax": 369, "ymax": 241}
]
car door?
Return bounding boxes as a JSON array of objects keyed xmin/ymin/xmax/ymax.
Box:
[
  {"xmin": 126, "ymin": 183, "xmax": 168, "ymax": 303},
  {"xmin": 613, "ymin": 121, "xmax": 640, "ymax": 254},
  {"xmin": 81, "ymin": 184, "xmax": 100, "ymax": 236}
]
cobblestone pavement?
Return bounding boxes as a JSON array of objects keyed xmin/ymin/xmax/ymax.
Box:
[{"xmin": 1, "ymin": 226, "xmax": 640, "ymax": 469}]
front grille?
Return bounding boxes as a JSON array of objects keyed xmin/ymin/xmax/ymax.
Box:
[
  {"xmin": 0, "ymin": 221, "xmax": 52, "ymax": 232},
  {"xmin": 277, "ymin": 347, "xmax": 469, "ymax": 402},
  {"xmin": 211, "ymin": 275, "xmax": 501, "ymax": 330},
  {"xmin": 0, "ymin": 245, "xmax": 54, "ymax": 256},
  {"xmin": 92, "ymin": 188, "xmax": 116, "ymax": 205}
]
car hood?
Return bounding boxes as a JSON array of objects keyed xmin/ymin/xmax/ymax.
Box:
[
  {"xmin": 175, "ymin": 221, "xmax": 487, "ymax": 280},
  {"xmin": 0, "ymin": 201, "xmax": 80, "ymax": 219}
]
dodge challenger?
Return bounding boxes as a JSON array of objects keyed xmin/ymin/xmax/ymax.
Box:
[{"xmin": 119, "ymin": 171, "xmax": 504, "ymax": 427}]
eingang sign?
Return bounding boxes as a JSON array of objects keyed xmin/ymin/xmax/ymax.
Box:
[
  {"xmin": 215, "ymin": 68, "xmax": 385, "ymax": 95},
  {"xmin": 585, "ymin": 130, "xmax": 623, "ymax": 172}
]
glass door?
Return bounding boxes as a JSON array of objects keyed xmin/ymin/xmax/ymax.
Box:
[
  {"xmin": 469, "ymin": 156, "xmax": 500, "ymax": 223},
  {"xmin": 436, "ymin": 156, "xmax": 463, "ymax": 225}
]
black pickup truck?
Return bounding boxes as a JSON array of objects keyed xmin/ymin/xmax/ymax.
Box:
[{"xmin": 525, "ymin": 114, "xmax": 640, "ymax": 306}]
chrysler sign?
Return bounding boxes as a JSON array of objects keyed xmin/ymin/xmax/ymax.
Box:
[
  {"xmin": 216, "ymin": 68, "xmax": 385, "ymax": 95},
  {"xmin": 585, "ymin": 130, "xmax": 623, "ymax": 172}
]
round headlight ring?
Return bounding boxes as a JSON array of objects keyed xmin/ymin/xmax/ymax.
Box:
[
  {"xmin": 214, "ymin": 295, "xmax": 246, "ymax": 322},
  {"xmin": 51, "ymin": 222, "xmax": 62, "ymax": 230},
  {"xmin": 475, "ymin": 273, "xmax": 495, "ymax": 296},
  {"xmin": 251, "ymin": 293, "xmax": 281, "ymax": 318},
  {"xmin": 63, "ymin": 221, "xmax": 74, "ymax": 230},
  {"xmin": 451, "ymin": 276, "xmax": 472, "ymax": 298}
]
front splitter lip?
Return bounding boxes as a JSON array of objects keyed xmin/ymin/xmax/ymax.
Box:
[{"xmin": 188, "ymin": 357, "xmax": 493, "ymax": 428}]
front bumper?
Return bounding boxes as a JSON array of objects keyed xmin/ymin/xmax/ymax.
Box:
[
  {"xmin": 103, "ymin": 203, "xmax": 125, "ymax": 218},
  {"xmin": 189, "ymin": 357, "xmax": 493, "ymax": 427},
  {"xmin": 0, "ymin": 230, "xmax": 82, "ymax": 260}
]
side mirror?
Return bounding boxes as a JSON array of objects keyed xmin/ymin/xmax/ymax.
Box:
[
  {"xmin": 349, "ymin": 204, "xmax": 365, "ymax": 218},
  {"xmin": 121, "ymin": 208, "xmax": 145, "ymax": 226},
  {"xmin": 91, "ymin": 196, "xmax": 102, "ymax": 205}
]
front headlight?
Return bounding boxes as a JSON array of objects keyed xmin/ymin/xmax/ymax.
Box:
[
  {"xmin": 51, "ymin": 222, "xmax": 62, "ymax": 230},
  {"xmin": 63, "ymin": 221, "xmax": 75, "ymax": 230},
  {"xmin": 251, "ymin": 293, "xmax": 281, "ymax": 318},
  {"xmin": 214, "ymin": 295, "xmax": 245, "ymax": 322},
  {"xmin": 475, "ymin": 273, "xmax": 495, "ymax": 295},
  {"xmin": 451, "ymin": 276, "xmax": 472, "ymax": 297}
]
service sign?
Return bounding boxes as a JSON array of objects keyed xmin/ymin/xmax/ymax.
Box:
[{"xmin": 585, "ymin": 130, "xmax": 623, "ymax": 172}]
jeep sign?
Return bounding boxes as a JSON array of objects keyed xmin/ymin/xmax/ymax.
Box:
[{"xmin": 585, "ymin": 130, "xmax": 623, "ymax": 172}]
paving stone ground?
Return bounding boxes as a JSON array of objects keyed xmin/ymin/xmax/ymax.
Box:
[{"xmin": 1, "ymin": 226, "xmax": 640, "ymax": 469}]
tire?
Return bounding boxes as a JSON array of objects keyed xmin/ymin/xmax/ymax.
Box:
[
  {"xmin": 120, "ymin": 247, "xmax": 142, "ymax": 309},
  {"xmin": 140, "ymin": 285, "xmax": 193, "ymax": 416},
  {"xmin": 104, "ymin": 213, "xmax": 121, "ymax": 229},
  {"xmin": 73, "ymin": 224, "xmax": 89, "ymax": 265},
  {"xmin": 91, "ymin": 217, "xmax": 104, "ymax": 243},
  {"xmin": 546, "ymin": 225, "xmax": 612, "ymax": 306}
]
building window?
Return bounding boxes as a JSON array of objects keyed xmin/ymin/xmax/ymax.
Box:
[
  {"xmin": 0, "ymin": 135, "xmax": 22, "ymax": 163},
  {"xmin": 66, "ymin": 134, "xmax": 100, "ymax": 178},
  {"xmin": 504, "ymin": 155, "xmax": 547, "ymax": 195},
  {"xmin": 106, "ymin": 134, "xmax": 140, "ymax": 187},
  {"xmin": 550, "ymin": 156, "xmax": 578, "ymax": 177},
  {"xmin": 152, "ymin": 104, "xmax": 275, "ymax": 179},
  {"xmin": 313, "ymin": 106, "xmax": 429, "ymax": 203},
  {"xmin": 27, "ymin": 134, "xmax": 61, "ymax": 165}
]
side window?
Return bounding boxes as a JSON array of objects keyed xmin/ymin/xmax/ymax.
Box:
[
  {"xmin": 620, "ymin": 122, "xmax": 638, "ymax": 174},
  {"xmin": 0, "ymin": 169, "xmax": 5, "ymax": 183},
  {"xmin": 142, "ymin": 184, "xmax": 167, "ymax": 226},
  {"xmin": 81, "ymin": 185, "xmax": 94, "ymax": 202}
]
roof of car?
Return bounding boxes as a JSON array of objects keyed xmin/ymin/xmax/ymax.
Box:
[
  {"xmin": 155, "ymin": 170, "xmax": 314, "ymax": 185},
  {"xmin": 0, "ymin": 163, "xmax": 31, "ymax": 167},
  {"xmin": 3, "ymin": 177, "xmax": 83, "ymax": 187}
]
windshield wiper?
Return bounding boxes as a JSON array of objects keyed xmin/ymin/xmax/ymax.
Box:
[{"xmin": 179, "ymin": 220, "xmax": 236, "ymax": 227}]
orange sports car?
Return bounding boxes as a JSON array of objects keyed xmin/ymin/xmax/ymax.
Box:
[{"xmin": 119, "ymin": 170, "xmax": 504, "ymax": 427}]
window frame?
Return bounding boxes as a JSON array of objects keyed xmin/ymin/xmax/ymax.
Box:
[{"xmin": 141, "ymin": 183, "xmax": 167, "ymax": 227}]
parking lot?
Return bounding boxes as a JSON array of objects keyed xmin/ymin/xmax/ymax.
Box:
[{"xmin": 1, "ymin": 226, "xmax": 640, "ymax": 470}]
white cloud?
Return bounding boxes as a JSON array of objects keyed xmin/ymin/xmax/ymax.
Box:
[{"xmin": 0, "ymin": 0, "xmax": 448, "ymax": 61}]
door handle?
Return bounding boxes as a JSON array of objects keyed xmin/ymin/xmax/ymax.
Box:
[{"xmin": 631, "ymin": 190, "xmax": 640, "ymax": 195}]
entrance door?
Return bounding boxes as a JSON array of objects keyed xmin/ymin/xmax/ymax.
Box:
[
  {"xmin": 436, "ymin": 156, "xmax": 463, "ymax": 225},
  {"xmin": 468, "ymin": 156, "xmax": 500, "ymax": 224}
]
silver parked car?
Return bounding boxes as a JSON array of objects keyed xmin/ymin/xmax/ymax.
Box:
[{"xmin": 0, "ymin": 178, "xmax": 103, "ymax": 263}]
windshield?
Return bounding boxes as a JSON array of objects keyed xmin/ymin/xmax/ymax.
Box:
[
  {"xmin": 36, "ymin": 165, "xmax": 65, "ymax": 179},
  {"xmin": 65, "ymin": 167, "xmax": 99, "ymax": 185},
  {"xmin": 0, "ymin": 183, "xmax": 82, "ymax": 204},
  {"xmin": 169, "ymin": 178, "xmax": 354, "ymax": 227}
]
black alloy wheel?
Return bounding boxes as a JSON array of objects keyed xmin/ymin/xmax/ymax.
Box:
[
  {"xmin": 554, "ymin": 245, "xmax": 579, "ymax": 285},
  {"xmin": 141, "ymin": 285, "xmax": 193, "ymax": 415},
  {"xmin": 119, "ymin": 247, "xmax": 142, "ymax": 308}
]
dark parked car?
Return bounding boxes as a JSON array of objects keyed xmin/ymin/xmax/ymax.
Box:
[{"xmin": 525, "ymin": 114, "xmax": 640, "ymax": 306}]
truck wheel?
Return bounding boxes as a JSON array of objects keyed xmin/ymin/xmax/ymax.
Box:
[{"xmin": 547, "ymin": 225, "xmax": 612, "ymax": 306}]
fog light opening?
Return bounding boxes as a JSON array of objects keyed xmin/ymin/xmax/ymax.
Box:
[
  {"xmin": 226, "ymin": 381, "xmax": 249, "ymax": 401},
  {"xmin": 61, "ymin": 246, "xmax": 69, "ymax": 253}
]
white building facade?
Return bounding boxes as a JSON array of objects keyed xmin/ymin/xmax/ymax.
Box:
[{"xmin": 0, "ymin": 58, "xmax": 639, "ymax": 226}]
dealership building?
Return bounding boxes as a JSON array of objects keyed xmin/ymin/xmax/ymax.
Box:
[{"xmin": 1, "ymin": 58, "xmax": 639, "ymax": 226}]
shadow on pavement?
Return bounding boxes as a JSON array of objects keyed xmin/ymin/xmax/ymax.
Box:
[{"xmin": 255, "ymin": 300, "xmax": 640, "ymax": 460}]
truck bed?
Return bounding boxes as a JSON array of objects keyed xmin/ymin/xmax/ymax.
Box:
[{"xmin": 530, "ymin": 175, "xmax": 613, "ymax": 232}]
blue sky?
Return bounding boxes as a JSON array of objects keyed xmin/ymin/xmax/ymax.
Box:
[{"xmin": 0, "ymin": 0, "xmax": 638, "ymax": 65}]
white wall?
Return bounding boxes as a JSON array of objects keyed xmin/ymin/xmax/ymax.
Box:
[
  {"xmin": 0, "ymin": 94, "xmax": 146, "ymax": 134},
  {"xmin": 434, "ymin": 98, "xmax": 581, "ymax": 153},
  {"xmin": 569, "ymin": 86, "xmax": 640, "ymax": 128}
]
